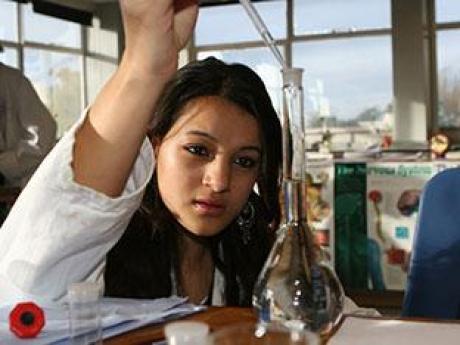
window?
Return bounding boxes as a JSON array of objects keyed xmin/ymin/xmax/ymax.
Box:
[
  {"xmin": 294, "ymin": 0, "xmax": 391, "ymax": 35},
  {"xmin": 23, "ymin": 4, "xmax": 81, "ymax": 49},
  {"xmin": 85, "ymin": 17, "xmax": 118, "ymax": 111},
  {"xmin": 436, "ymin": 0, "xmax": 460, "ymax": 23},
  {"xmin": 436, "ymin": 30, "xmax": 460, "ymax": 128},
  {"xmin": 0, "ymin": 0, "xmax": 119, "ymax": 138},
  {"xmin": 196, "ymin": 1, "xmax": 286, "ymax": 45},
  {"xmin": 0, "ymin": 1, "xmax": 18, "ymax": 42},
  {"xmin": 24, "ymin": 48, "xmax": 82, "ymax": 137},
  {"xmin": 86, "ymin": 57, "xmax": 117, "ymax": 105},
  {"xmin": 192, "ymin": 0, "xmax": 460, "ymax": 146},
  {"xmin": 292, "ymin": 0, "xmax": 392, "ymax": 149},
  {"xmin": 87, "ymin": 19, "xmax": 118, "ymax": 58},
  {"xmin": 435, "ymin": 0, "xmax": 460, "ymax": 129},
  {"xmin": 0, "ymin": 46, "xmax": 18, "ymax": 68},
  {"xmin": 293, "ymin": 37, "xmax": 393, "ymax": 137},
  {"xmin": 0, "ymin": 1, "xmax": 19, "ymax": 68},
  {"xmin": 194, "ymin": 0, "xmax": 393, "ymax": 150}
]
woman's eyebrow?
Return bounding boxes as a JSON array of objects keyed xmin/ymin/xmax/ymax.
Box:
[
  {"xmin": 239, "ymin": 146, "xmax": 262, "ymax": 154},
  {"xmin": 186, "ymin": 130, "xmax": 217, "ymax": 142},
  {"xmin": 186, "ymin": 130, "xmax": 261, "ymax": 154}
]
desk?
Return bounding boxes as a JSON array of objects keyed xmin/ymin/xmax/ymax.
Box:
[
  {"xmin": 104, "ymin": 307, "xmax": 460, "ymax": 345},
  {"xmin": 105, "ymin": 307, "xmax": 257, "ymax": 345},
  {"xmin": 346, "ymin": 290, "xmax": 404, "ymax": 311}
]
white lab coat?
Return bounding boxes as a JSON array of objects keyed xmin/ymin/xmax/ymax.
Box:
[{"xmin": 0, "ymin": 110, "xmax": 154, "ymax": 306}]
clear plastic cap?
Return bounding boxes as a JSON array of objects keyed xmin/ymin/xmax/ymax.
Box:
[
  {"xmin": 67, "ymin": 282, "xmax": 102, "ymax": 302},
  {"xmin": 164, "ymin": 321, "xmax": 209, "ymax": 345}
]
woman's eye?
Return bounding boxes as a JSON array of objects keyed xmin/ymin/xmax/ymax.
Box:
[
  {"xmin": 234, "ymin": 156, "xmax": 257, "ymax": 169},
  {"xmin": 185, "ymin": 145, "xmax": 209, "ymax": 157}
]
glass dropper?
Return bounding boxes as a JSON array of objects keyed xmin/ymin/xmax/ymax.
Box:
[{"xmin": 239, "ymin": 0, "xmax": 286, "ymax": 69}]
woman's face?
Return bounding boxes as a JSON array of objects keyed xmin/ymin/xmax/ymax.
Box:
[{"xmin": 155, "ymin": 96, "xmax": 262, "ymax": 237}]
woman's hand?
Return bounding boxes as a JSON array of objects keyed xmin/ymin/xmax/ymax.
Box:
[{"xmin": 120, "ymin": 0, "xmax": 198, "ymax": 77}]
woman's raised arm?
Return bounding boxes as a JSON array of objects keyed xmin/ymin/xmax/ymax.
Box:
[{"xmin": 73, "ymin": 0, "xmax": 198, "ymax": 197}]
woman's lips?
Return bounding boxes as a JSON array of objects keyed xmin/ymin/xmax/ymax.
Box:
[{"xmin": 193, "ymin": 200, "xmax": 225, "ymax": 216}]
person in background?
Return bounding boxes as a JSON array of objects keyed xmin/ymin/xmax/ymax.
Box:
[
  {"xmin": 0, "ymin": 46, "xmax": 57, "ymax": 189},
  {"xmin": 0, "ymin": 45, "xmax": 57, "ymax": 224},
  {"xmin": 0, "ymin": 0, "xmax": 282, "ymax": 307}
]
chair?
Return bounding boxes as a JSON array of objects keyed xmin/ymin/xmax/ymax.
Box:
[{"xmin": 402, "ymin": 167, "xmax": 460, "ymax": 319}]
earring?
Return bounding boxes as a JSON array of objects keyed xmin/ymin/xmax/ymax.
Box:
[{"xmin": 237, "ymin": 201, "xmax": 256, "ymax": 245}]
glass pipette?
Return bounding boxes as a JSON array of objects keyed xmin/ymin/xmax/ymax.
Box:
[{"xmin": 238, "ymin": 0, "xmax": 287, "ymax": 68}]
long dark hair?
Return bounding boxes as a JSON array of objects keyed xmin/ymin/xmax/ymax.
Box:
[{"xmin": 104, "ymin": 57, "xmax": 282, "ymax": 306}]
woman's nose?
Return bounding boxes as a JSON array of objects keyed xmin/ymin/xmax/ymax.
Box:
[{"xmin": 202, "ymin": 159, "xmax": 231, "ymax": 193}]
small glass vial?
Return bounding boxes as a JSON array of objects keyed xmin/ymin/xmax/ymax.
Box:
[{"xmin": 68, "ymin": 282, "xmax": 103, "ymax": 345}]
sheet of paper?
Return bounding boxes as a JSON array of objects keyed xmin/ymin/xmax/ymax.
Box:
[
  {"xmin": 0, "ymin": 296, "xmax": 205, "ymax": 345},
  {"xmin": 328, "ymin": 316, "xmax": 460, "ymax": 345}
]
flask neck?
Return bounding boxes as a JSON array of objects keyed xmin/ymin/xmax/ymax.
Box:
[
  {"xmin": 282, "ymin": 179, "xmax": 307, "ymax": 224},
  {"xmin": 281, "ymin": 67, "xmax": 305, "ymax": 181}
]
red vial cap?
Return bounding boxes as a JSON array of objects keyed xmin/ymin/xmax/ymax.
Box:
[{"xmin": 9, "ymin": 302, "xmax": 45, "ymax": 338}]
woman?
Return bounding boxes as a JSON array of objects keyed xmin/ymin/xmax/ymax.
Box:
[
  {"xmin": 103, "ymin": 57, "xmax": 282, "ymax": 305},
  {"xmin": 0, "ymin": 0, "xmax": 281, "ymax": 307}
]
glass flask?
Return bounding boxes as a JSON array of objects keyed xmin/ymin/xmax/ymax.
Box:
[{"xmin": 252, "ymin": 67, "xmax": 344, "ymax": 334}]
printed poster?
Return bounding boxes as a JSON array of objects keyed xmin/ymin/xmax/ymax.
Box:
[
  {"xmin": 366, "ymin": 161, "xmax": 460, "ymax": 291},
  {"xmin": 305, "ymin": 160, "xmax": 335, "ymax": 265},
  {"xmin": 334, "ymin": 162, "xmax": 368, "ymax": 290}
]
